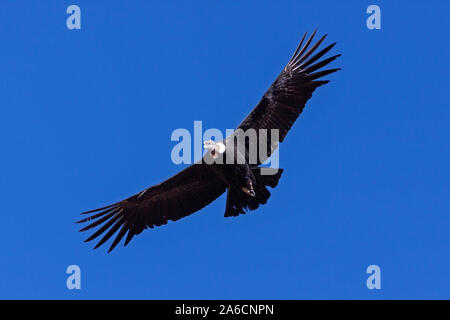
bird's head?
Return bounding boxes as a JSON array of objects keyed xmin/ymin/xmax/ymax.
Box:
[{"xmin": 203, "ymin": 140, "xmax": 226, "ymax": 159}]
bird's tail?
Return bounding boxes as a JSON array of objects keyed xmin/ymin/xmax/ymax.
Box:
[{"xmin": 224, "ymin": 167, "xmax": 283, "ymax": 217}]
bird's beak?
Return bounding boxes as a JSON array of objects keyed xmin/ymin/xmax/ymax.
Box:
[
  {"xmin": 203, "ymin": 141, "xmax": 214, "ymax": 150},
  {"xmin": 203, "ymin": 141, "xmax": 225, "ymax": 159}
]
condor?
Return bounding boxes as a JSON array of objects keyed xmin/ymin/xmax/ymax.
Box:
[{"xmin": 78, "ymin": 30, "xmax": 341, "ymax": 252}]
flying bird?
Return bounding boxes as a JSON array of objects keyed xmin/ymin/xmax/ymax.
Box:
[{"xmin": 78, "ymin": 31, "xmax": 341, "ymax": 252}]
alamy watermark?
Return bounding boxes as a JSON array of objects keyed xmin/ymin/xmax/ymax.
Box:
[
  {"xmin": 170, "ymin": 121, "xmax": 280, "ymax": 174},
  {"xmin": 366, "ymin": 265, "xmax": 381, "ymax": 290},
  {"xmin": 66, "ymin": 5, "xmax": 81, "ymax": 30},
  {"xmin": 66, "ymin": 265, "xmax": 81, "ymax": 290},
  {"xmin": 366, "ymin": 5, "xmax": 381, "ymax": 30}
]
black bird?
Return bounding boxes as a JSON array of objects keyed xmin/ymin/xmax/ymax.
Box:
[{"xmin": 78, "ymin": 31, "xmax": 341, "ymax": 252}]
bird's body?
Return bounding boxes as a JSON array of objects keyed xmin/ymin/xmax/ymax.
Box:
[
  {"xmin": 205, "ymin": 140, "xmax": 257, "ymax": 196},
  {"xmin": 78, "ymin": 31, "xmax": 341, "ymax": 252}
]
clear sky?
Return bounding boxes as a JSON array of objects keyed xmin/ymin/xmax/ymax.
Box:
[{"xmin": 0, "ymin": 1, "xmax": 448, "ymax": 299}]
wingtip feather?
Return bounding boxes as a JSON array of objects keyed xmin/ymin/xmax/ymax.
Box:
[{"xmin": 81, "ymin": 204, "xmax": 115, "ymax": 215}]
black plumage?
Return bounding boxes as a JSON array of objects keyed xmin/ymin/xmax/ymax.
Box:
[{"xmin": 78, "ymin": 31, "xmax": 340, "ymax": 252}]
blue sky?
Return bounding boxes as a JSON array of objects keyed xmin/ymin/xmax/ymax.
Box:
[{"xmin": 0, "ymin": 1, "xmax": 448, "ymax": 299}]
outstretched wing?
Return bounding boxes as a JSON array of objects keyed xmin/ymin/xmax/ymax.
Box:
[
  {"xmin": 237, "ymin": 31, "xmax": 341, "ymax": 164},
  {"xmin": 77, "ymin": 163, "xmax": 226, "ymax": 252}
]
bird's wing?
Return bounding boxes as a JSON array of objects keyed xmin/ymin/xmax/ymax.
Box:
[
  {"xmin": 236, "ymin": 31, "xmax": 340, "ymax": 164},
  {"xmin": 77, "ymin": 162, "xmax": 226, "ymax": 252}
]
